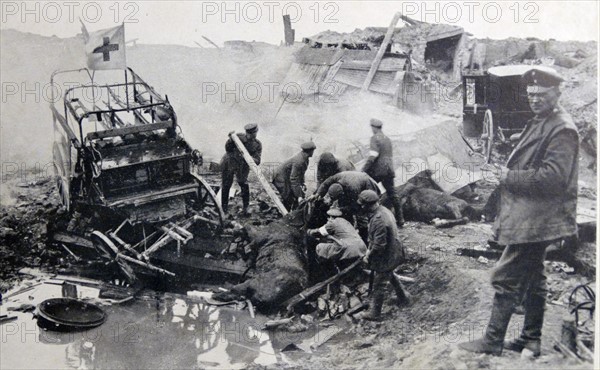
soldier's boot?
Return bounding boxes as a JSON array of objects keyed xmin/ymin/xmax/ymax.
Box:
[
  {"xmin": 504, "ymin": 294, "xmax": 544, "ymax": 357},
  {"xmin": 240, "ymin": 183, "xmax": 250, "ymax": 215},
  {"xmin": 459, "ymin": 294, "xmax": 514, "ymax": 356},
  {"xmin": 356, "ymin": 290, "xmax": 384, "ymax": 321},
  {"xmin": 390, "ymin": 274, "xmax": 411, "ymax": 306}
]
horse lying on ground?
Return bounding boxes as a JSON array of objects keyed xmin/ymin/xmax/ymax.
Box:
[
  {"xmin": 213, "ymin": 201, "xmax": 327, "ymax": 313},
  {"xmin": 382, "ymin": 170, "xmax": 482, "ymax": 223}
]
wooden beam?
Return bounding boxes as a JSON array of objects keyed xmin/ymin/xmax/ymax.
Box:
[
  {"xmin": 362, "ymin": 12, "xmax": 402, "ymax": 91},
  {"xmin": 202, "ymin": 36, "xmax": 220, "ymax": 49},
  {"xmin": 86, "ymin": 121, "xmax": 172, "ymax": 141},
  {"xmin": 52, "ymin": 231, "xmax": 94, "ymax": 249},
  {"xmin": 283, "ymin": 15, "xmax": 295, "ymax": 46},
  {"xmin": 283, "ymin": 258, "xmax": 362, "ymax": 314},
  {"xmin": 229, "ymin": 132, "xmax": 289, "ymax": 215}
]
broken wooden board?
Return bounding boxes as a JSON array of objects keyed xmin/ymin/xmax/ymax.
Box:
[
  {"xmin": 283, "ymin": 259, "xmax": 362, "ymax": 314},
  {"xmin": 229, "ymin": 132, "xmax": 289, "ymax": 215},
  {"xmin": 152, "ymin": 249, "xmax": 247, "ymax": 276},
  {"xmin": 457, "ymin": 247, "xmax": 503, "ymax": 259},
  {"xmin": 52, "ymin": 231, "xmax": 95, "ymax": 250}
]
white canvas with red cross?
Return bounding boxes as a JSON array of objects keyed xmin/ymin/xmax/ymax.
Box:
[{"xmin": 85, "ymin": 24, "xmax": 126, "ymax": 70}]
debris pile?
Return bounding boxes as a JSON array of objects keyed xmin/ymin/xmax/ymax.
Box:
[{"xmin": 0, "ymin": 177, "xmax": 63, "ymax": 289}]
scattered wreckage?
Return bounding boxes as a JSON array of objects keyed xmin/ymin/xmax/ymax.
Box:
[{"xmin": 48, "ymin": 68, "xmax": 237, "ymax": 283}]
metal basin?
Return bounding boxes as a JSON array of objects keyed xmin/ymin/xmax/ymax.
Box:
[{"xmin": 37, "ymin": 298, "xmax": 106, "ymax": 331}]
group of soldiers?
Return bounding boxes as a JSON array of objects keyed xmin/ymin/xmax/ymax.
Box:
[
  {"xmin": 218, "ymin": 67, "xmax": 580, "ymax": 353},
  {"xmin": 220, "ymin": 118, "xmax": 408, "ymax": 320}
]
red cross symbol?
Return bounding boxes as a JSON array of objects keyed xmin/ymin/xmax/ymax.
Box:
[{"xmin": 93, "ymin": 37, "xmax": 119, "ymax": 62}]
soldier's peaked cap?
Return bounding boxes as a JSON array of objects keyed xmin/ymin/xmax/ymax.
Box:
[
  {"xmin": 327, "ymin": 183, "xmax": 344, "ymax": 198},
  {"xmin": 301, "ymin": 141, "xmax": 317, "ymax": 151},
  {"xmin": 244, "ymin": 123, "xmax": 258, "ymax": 133},
  {"xmin": 522, "ymin": 68, "xmax": 564, "ymax": 88},
  {"xmin": 370, "ymin": 118, "xmax": 383, "ymax": 128},
  {"xmin": 327, "ymin": 208, "xmax": 343, "ymax": 217},
  {"xmin": 357, "ymin": 190, "xmax": 379, "ymax": 205}
]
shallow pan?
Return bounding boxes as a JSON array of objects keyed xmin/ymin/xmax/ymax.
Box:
[{"xmin": 37, "ymin": 298, "xmax": 106, "ymax": 331}]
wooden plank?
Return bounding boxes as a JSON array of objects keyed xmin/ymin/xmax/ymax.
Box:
[
  {"xmin": 152, "ymin": 250, "xmax": 247, "ymax": 275},
  {"xmin": 107, "ymin": 182, "xmax": 198, "ymax": 207},
  {"xmin": 52, "ymin": 231, "xmax": 95, "ymax": 249},
  {"xmin": 86, "ymin": 121, "xmax": 172, "ymax": 141},
  {"xmin": 202, "ymin": 36, "xmax": 220, "ymax": 49},
  {"xmin": 229, "ymin": 132, "xmax": 289, "ymax": 215},
  {"xmin": 361, "ymin": 12, "xmax": 402, "ymax": 91},
  {"xmin": 458, "ymin": 248, "xmax": 502, "ymax": 259},
  {"xmin": 283, "ymin": 259, "xmax": 362, "ymax": 314}
]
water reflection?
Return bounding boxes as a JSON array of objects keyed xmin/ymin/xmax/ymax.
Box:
[{"xmin": 1, "ymin": 281, "xmax": 277, "ymax": 369}]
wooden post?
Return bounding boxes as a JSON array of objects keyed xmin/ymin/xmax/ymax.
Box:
[
  {"xmin": 283, "ymin": 15, "xmax": 295, "ymax": 46},
  {"xmin": 362, "ymin": 12, "xmax": 402, "ymax": 91},
  {"xmin": 229, "ymin": 132, "xmax": 289, "ymax": 215}
]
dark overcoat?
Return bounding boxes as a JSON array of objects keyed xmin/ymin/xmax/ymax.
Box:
[
  {"xmin": 366, "ymin": 205, "xmax": 404, "ymax": 272},
  {"xmin": 493, "ymin": 105, "xmax": 579, "ymax": 245}
]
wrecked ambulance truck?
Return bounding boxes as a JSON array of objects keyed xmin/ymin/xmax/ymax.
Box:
[{"xmin": 47, "ymin": 68, "xmax": 242, "ymax": 283}]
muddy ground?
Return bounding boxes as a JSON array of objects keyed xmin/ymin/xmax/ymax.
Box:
[
  {"xmin": 0, "ymin": 167, "xmax": 596, "ymax": 369},
  {"xmin": 0, "ymin": 28, "xmax": 597, "ymax": 370}
]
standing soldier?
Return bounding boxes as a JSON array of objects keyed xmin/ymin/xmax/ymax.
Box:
[
  {"xmin": 362, "ymin": 119, "xmax": 404, "ymax": 227},
  {"xmin": 220, "ymin": 124, "xmax": 262, "ymax": 215},
  {"xmin": 459, "ymin": 68, "xmax": 579, "ymax": 356},
  {"xmin": 272, "ymin": 141, "xmax": 316, "ymax": 210},
  {"xmin": 355, "ymin": 190, "xmax": 409, "ymax": 321},
  {"xmin": 316, "ymin": 152, "xmax": 355, "ymax": 188}
]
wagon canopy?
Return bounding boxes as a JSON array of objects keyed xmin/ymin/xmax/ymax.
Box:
[{"xmin": 487, "ymin": 64, "xmax": 556, "ymax": 77}]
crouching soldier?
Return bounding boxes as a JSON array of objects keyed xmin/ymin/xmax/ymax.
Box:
[
  {"xmin": 313, "ymin": 171, "xmax": 380, "ymax": 218},
  {"xmin": 272, "ymin": 141, "xmax": 316, "ymax": 210},
  {"xmin": 356, "ymin": 190, "xmax": 409, "ymax": 321},
  {"xmin": 307, "ymin": 208, "xmax": 367, "ymax": 270},
  {"xmin": 221, "ymin": 123, "xmax": 262, "ymax": 215},
  {"xmin": 316, "ymin": 152, "xmax": 355, "ymax": 188}
]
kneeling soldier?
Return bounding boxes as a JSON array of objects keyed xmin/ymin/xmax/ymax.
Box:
[{"xmin": 307, "ymin": 208, "xmax": 367, "ymax": 270}]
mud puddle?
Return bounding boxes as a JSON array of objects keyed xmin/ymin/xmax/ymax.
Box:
[{"xmin": 0, "ymin": 274, "xmax": 284, "ymax": 369}]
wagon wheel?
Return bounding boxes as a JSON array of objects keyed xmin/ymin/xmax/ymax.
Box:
[
  {"xmin": 90, "ymin": 231, "xmax": 138, "ymax": 284},
  {"xmin": 191, "ymin": 174, "xmax": 225, "ymax": 232},
  {"xmin": 478, "ymin": 109, "xmax": 494, "ymax": 163}
]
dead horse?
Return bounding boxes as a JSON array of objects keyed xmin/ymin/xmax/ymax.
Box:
[{"xmin": 213, "ymin": 201, "xmax": 326, "ymax": 312}]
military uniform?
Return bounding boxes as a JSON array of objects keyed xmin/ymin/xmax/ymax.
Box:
[
  {"xmin": 362, "ymin": 119, "xmax": 404, "ymax": 226},
  {"xmin": 316, "ymin": 153, "xmax": 355, "ymax": 188},
  {"xmin": 460, "ymin": 68, "xmax": 578, "ymax": 356},
  {"xmin": 272, "ymin": 142, "xmax": 316, "ymax": 210},
  {"xmin": 355, "ymin": 189, "xmax": 409, "ymax": 321},
  {"xmin": 363, "ymin": 205, "xmax": 408, "ymax": 319},
  {"xmin": 220, "ymin": 127, "xmax": 262, "ymax": 213},
  {"xmin": 314, "ymin": 217, "xmax": 367, "ymax": 264},
  {"xmin": 316, "ymin": 171, "xmax": 380, "ymax": 220}
]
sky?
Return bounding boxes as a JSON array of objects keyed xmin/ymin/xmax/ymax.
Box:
[{"xmin": 1, "ymin": 1, "xmax": 598, "ymax": 46}]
